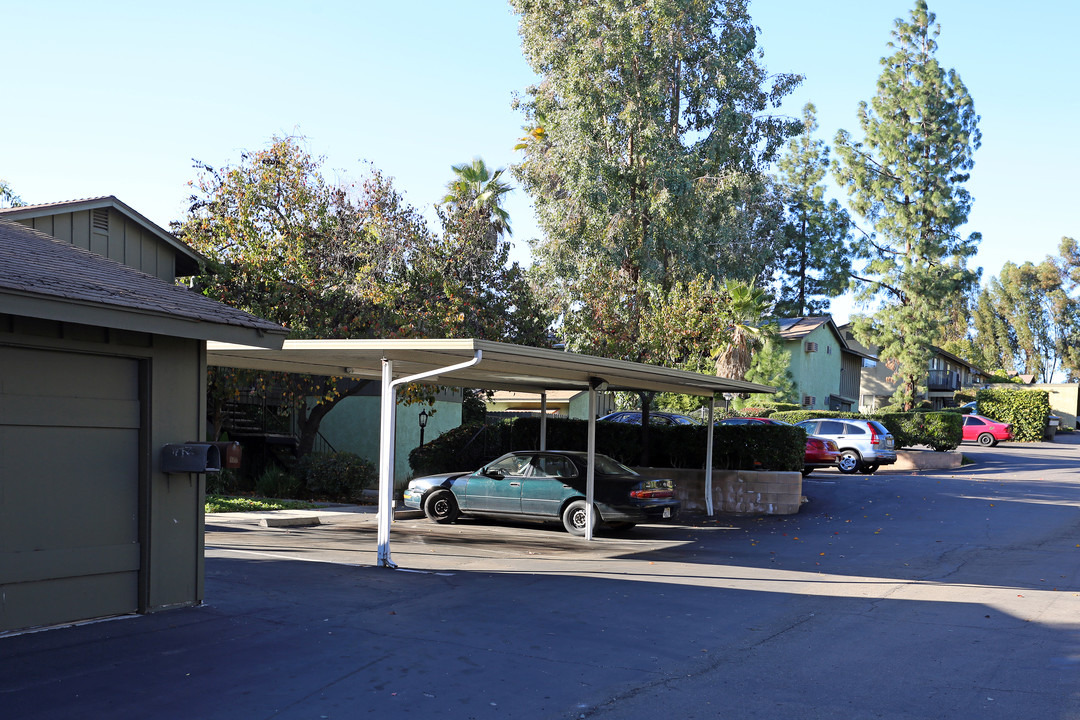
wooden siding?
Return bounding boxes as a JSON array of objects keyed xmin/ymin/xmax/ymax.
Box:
[
  {"xmin": 0, "ymin": 345, "xmax": 142, "ymax": 631},
  {"xmin": 840, "ymin": 352, "xmax": 862, "ymax": 400},
  {"xmin": 0, "ymin": 314, "xmax": 207, "ymax": 632},
  {"xmin": 19, "ymin": 208, "xmax": 176, "ymax": 282}
]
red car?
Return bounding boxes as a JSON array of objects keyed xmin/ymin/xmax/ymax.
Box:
[
  {"xmin": 962, "ymin": 414, "xmax": 1012, "ymax": 446},
  {"xmin": 719, "ymin": 417, "xmax": 841, "ymax": 476}
]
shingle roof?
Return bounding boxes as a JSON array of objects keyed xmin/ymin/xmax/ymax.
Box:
[
  {"xmin": 777, "ymin": 316, "xmax": 833, "ymax": 340},
  {"xmin": 0, "ymin": 219, "xmax": 286, "ymax": 342},
  {"xmin": 0, "ymin": 195, "xmax": 205, "ymax": 275}
]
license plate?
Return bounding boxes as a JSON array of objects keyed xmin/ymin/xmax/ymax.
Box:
[{"xmin": 663, "ymin": 507, "xmax": 671, "ymax": 518}]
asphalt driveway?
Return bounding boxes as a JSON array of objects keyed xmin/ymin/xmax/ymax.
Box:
[{"xmin": 3, "ymin": 436, "xmax": 1079, "ymax": 719}]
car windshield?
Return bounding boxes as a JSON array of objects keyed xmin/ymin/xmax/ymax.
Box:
[
  {"xmin": 485, "ymin": 455, "xmax": 532, "ymax": 476},
  {"xmin": 592, "ymin": 454, "xmax": 638, "ymax": 476}
]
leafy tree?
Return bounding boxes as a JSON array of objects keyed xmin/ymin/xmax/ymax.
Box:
[
  {"xmin": 735, "ymin": 334, "xmax": 797, "ymax": 409},
  {"xmin": 773, "ymin": 103, "xmax": 852, "ymax": 317},
  {"xmin": 833, "ymin": 1, "xmax": 981, "ymax": 409},
  {"xmin": 0, "ymin": 180, "xmax": 24, "ymax": 208},
  {"xmin": 973, "ymin": 239, "xmax": 1080, "ymax": 382},
  {"xmin": 179, "ymin": 136, "xmax": 549, "ymax": 457},
  {"xmin": 511, "ymin": 0, "xmax": 802, "ymax": 360}
]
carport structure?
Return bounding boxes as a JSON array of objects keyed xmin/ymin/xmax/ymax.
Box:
[{"xmin": 207, "ymin": 338, "xmax": 772, "ymax": 567}]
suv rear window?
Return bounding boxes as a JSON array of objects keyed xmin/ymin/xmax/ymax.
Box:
[
  {"xmin": 844, "ymin": 423, "xmax": 866, "ymax": 434},
  {"xmin": 868, "ymin": 421, "xmax": 889, "ymax": 434}
]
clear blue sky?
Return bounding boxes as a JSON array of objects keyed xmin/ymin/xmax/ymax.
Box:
[{"xmin": 2, "ymin": 1, "xmax": 1075, "ymax": 323}]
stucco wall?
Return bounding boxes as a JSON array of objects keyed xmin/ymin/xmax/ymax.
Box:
[
  {"xmin": 786, "ymin": 325, "xmax": 844, "ymax": 410},
  {"xmin": 316, "ymin": 392, "xmax": 463, "ymax": 486}
]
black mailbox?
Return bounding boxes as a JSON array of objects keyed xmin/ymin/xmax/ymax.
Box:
[
  {"xmin": 161, "ymin": 443, "xmax": 222, "ymax": 474},
  {"xmin": 205, "ymin": 441, "xmax": 243, "ymax": 469}
]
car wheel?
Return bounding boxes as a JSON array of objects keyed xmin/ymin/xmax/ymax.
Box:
[
  {"xmin": 977, "ymin": 432, "xmax": 996, "ymax": 447},
  {"xmin": 837, "ymin": 450, "xmax": 861, "ymax": 474},
  {"xmin": 562, "ymin": 499, "xmax": 597, "ymax": 536},
  {"xmin": 864, "ymin": 463, "xmax": 880, "ymax": 474},
  {"xmin": 423, "ymin": 489, "xmax": 459, "ymax": 524}
]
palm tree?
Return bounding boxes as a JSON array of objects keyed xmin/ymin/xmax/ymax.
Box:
[
  {"xmin": 441, "ymin": 157, "xmax": 512, "ymax": 239},
  {"xmin": 714, "ymin": 280, "xmax": 769, "ymax": 381}
]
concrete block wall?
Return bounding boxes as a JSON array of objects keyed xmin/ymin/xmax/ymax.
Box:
[{"xmin": 634, "ymin": 467, "xmax": 803, "ymax": 516}]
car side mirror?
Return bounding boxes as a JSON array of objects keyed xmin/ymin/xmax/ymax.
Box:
[{"xmin": 483, "ymin": 469, "xmax": 505, "ymax": 480}]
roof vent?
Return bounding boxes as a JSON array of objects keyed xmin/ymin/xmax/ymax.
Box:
[{"xmin": 92, "ymin": 207, "xmax": 109, "ymax": 232}]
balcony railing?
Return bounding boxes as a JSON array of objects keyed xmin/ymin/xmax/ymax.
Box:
[{"xmin": 927, "ymin": 369, "xmax": 960, "ymax": 391}]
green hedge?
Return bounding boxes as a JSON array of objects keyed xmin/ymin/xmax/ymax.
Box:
[
  {"xmin": 295, "ymin": 451, "xmax": 377, "ymax": 502},
  {"xmin": 975, "ymin": 388, "xmax": 1050, "ymax": 442},
  {"xmin": 769, "ymin": 410, "xmax": 962, "ymax": 451},
  {"xmin": 408, "ymin": 417, "xmax": 805, "ymax": 476}
]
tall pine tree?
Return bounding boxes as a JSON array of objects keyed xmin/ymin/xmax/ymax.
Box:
[
  {"xmin": 511, "ymin": 0, "xmax": 801, "ymax": 361},
  {"xmin": 774, "ymin": 103, "xmax": 852, "ymax": 317},
  {"xmin": 833, "ymin": 1, "xmax": 981, "ymax": 408}
]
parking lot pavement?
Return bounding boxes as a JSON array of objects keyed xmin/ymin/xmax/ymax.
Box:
[{"xmin": 4, "ymin": 439, "xmax": 1080, "ymax": 720}]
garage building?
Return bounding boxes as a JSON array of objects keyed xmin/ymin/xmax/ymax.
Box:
[{"xmin": 0, "ymin": 200, "xmax": 285, "ymax": 634}]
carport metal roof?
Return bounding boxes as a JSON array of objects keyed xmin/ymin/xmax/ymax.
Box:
[
  {"xmin": 206, "ymin": 338, "xmax": 774, "ymax": 567},
  {"xmin": 206, "ymin": 338, "xmax": 773, "ymax": 396}
]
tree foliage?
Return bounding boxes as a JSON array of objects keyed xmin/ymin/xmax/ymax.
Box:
[
  {"xmin": 178, "ymin": 136, "xmax": 550, "ymax": 456},
  {"xmin": 773, "ymin": 103, "xmax": 852, "ymax": 317},
  {"xmin": 441, "ymin": 157, "xmax": 513, "ymax": 240},
  {"xmin": 735, "ymin": 333, "xmax": 797, "ymax": 408},
  {"xmin": 511, "ymin": 0, "xmax": 801, "ymax": 362},
  {"xmin": 0, "ymin": 180, "xmax": 24, "ymax": 208},
  {"xmin": 833, "ymin": 1, "xmax": 981, "ymax": 409},
  {"xmin": 973, "ymin": 238, "xmax": 1080, "ymax": 382}
]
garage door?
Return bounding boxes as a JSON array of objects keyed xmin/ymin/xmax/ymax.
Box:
[{"xmin": 0, "ymin": 346, "xmax": 142, "ymax": 632}]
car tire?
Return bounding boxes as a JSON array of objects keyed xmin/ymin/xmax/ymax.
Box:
[
  {"xmin": 562, "ymin": 499, "xmax": 597, "ymax": 536},
  {"xmin": 977, "ymin": 432, "xmax": 996, "ymax": 447},
  {"xmin": 837, "ymin": 450, "xmax": 861, "ymax": 474},
  {"xmin": 423, "ymin": 489, "xmax": 460, "ymax": 524},
  {"xmin": 864, "ymin": 463, "xmax": 880, "ymax": 474}
]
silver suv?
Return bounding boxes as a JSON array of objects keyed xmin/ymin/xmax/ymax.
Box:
[{"xmin": 795, "ymin": 418, "xmax": 896, "ymax": 474}]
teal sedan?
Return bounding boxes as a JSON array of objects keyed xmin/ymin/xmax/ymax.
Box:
[{"xmin": 402, "ymin": 450, "xmax": 680, "ymax": 536}]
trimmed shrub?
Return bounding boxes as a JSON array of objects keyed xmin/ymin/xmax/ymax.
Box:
[
  {"xmin": 255, "ymin": 465, "xmax": 302, "ymax": 499},
  {"xmin": 296, "ymin": 451, "xmax": 377, "ymax": 502},
  {"xmin": 770, "ymin": 410, "xmax": 962, "ymax": 451},
  {"xmin": 206, "ymin": 468, "xmax": 241, "ymax": 495},
  {"xmin": 876, "ymin": 412, "xmax": 962, "ymax": 451},
  {"xmin": 975, "ymin": 388, "xmax": 1050, "ymax": 442},
  {"xmin": 408, "ymin": 416, "xmax": 805, "ymax": 476}
]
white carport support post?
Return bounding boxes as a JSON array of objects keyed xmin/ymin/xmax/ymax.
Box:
[
  {"xmin": 377, "ymin": 358, "xmax": 397, "ymax": 567},
  {"xmin": 585, "ymin": 384, "xmax": 597, "ymax": 541},
  {"xmin": 539, "ymin": 391, "xmax": 548, "ymax": 450},
  {"xmin": 376, "ymin": 350, "xmax": 483, "ymax": 568},
  {"xmin": 705, "ymin": 397, "xmax": 716, "ymax": 516}
]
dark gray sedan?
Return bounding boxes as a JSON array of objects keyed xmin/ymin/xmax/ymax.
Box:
[{"xmin": 402, "ymin": 450, "xmax": 680, "ymax": 536}]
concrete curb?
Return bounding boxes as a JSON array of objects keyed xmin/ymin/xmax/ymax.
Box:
[
  {"xmin": 260, "ymin": 516, "xmax": 322, "ymax": 528},
  {"xmin": 893, "ymin": 449, "xmax": 964, "ymax": 471}
]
